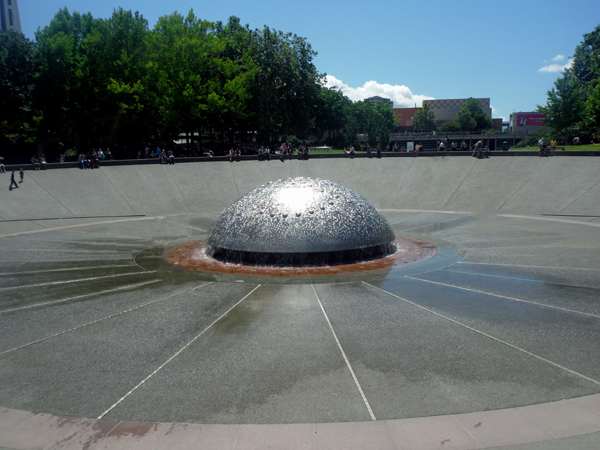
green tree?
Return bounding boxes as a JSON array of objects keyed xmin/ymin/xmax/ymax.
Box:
[
  {"xmin": 538, "ymin": 23, "xmax": 600, "ymax": 142},
  {"xmin": 572, "ymin": 24, "xmax": 600, "ymax": 87},
  {"xmin": 0, "ymin": 30, "xmax": 36, "ymax": 161},
  {"xmin": 455, "ymin": 98, "xmax": 493, "ymax": 132},
  {"xmin": 413, "ymin": 104, "xmax": 435, "ymax": 131},
  {"xmin": 583, "ymin": 80, "xmax": 600, "ymax": 137},
  {"xmin": 247, "ymin": 26, "xmax": 322, "ymax": 145},
  {"xmin": 537, "ymin": 70, "xmax": 584, "ymax": 141},
  {"xmin": 33, "ymin": 8, "xmax": 92, "ymax": 150},
  {"xmin": 375, "ymin": 102, "xmax": 395, "ymax": 147},
  {"xmin": 438, "ymin": 120, "xmax": 461, "ymax": 133},
  {"xmin": 147, "ymin": 11, "xmax": 255, "ymax": 151},
  {"xmin": 312, "ymin": 85, "xmax": 352, "ymax": 144}
]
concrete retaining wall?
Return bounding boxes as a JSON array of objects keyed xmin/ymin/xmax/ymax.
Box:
[{"xmin": 2, "ymin": 156, "xmax": 599, "ymax": 221}]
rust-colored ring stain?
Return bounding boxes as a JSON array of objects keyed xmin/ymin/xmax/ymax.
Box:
[{"xmin": 165, "ymin": 238, "xmax": 436, "ymax": 277}]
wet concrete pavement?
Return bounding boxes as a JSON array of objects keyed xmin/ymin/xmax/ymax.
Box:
[{"xmin": 0, "ymin": 157, "xmax": 599, "ymax": 448}]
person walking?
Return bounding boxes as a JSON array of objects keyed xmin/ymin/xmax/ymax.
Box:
[
  {"xmin": 10, "ymin": 170, "xmax": 19, "ymax": 190},
  {"xmin": 19, "ymin": 167, "xmax": 24, "ymax": 183}
]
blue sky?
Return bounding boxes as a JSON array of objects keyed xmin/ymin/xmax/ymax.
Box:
[{"xmin": 17, "ymin": 0, "xmax": 600, "ymax": 121}]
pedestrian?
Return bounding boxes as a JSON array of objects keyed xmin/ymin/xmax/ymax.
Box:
[
  {"xmin": 19, "ymin": 167, "xmax": 24, "ymax": 183},
  {"xmin": 550, "ymin": 138, "xmax": 557, "ymax": 153},
  {"xmin": 376, "ymin": 144, "xmax": 382, "ymax": 159},
  {"xmin": 31, "ymin": 156, "xmax": 40, "ymax": 170},
  {"xmin": 229, "ymin": 148, "xmax": 234, "ymax": 163},
  {"xmin": 0, "ymin": 156, "xmax": 5, "ymax": 173},
  {"xmin": 472, "ymin": 140, "xmax": 483, "ymax": 158},
  {"xmin": 9, "ymin": 170, "xmax": 19, "ymax": 190},
  {"xmin": 538, "ymin": 138, "xmax": 545, "ymax": 157},
  {"xmin": 280, "ymin": 143, "xmax": 286, "ymax": 162}
]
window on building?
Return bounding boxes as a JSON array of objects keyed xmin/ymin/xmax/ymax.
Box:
[
  {"xmin": 8, "ymin": 0, "xmax": 12, "ymax": 5},
  {"xmin": 9, "ymin": 9, "xmax": 13, "ymax": 26}
]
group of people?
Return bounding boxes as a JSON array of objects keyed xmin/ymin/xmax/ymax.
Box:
[
  {"xmin": 78, "ymin": 148, "xmax": 112, "ymax": 169},
  {"xmin": 9, "ymin": 167, "xmax": 24, "ymax": 190},
  {"xmin": 253, "ymin": 143, "xmax": 310, "ymax": 162},
  {"xmin": 141, "ymin": 146, "xmax": 175, "ymax": 164},
  {"xmin": 30, "ymin": 155, "xmax": 48, "ymax": 170},
  {"xmin": 471, "ymin": 140, "xmax": 489, "ymax": 159},
  {"xmin": 537, "ymin": 138, "xmax": 556, "ymax": 157}
]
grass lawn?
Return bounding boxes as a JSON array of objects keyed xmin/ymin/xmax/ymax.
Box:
[{"xmin": 509, "ymin": 144, "xmax": 600, "ymax": 151}]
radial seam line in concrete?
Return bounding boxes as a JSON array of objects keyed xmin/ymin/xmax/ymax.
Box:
[
  {"xmin": 458, "ymin": 261, "xmax": 600, "ymax": 271},
  {"xmin": 398, "ymin": 214, "xmax": 474, "ymax": 233},
  {"xmin": 497, "ymin": 158, "xmax": 550, "ymax": 210},
  {"xmin": 559, "ymin": 179, "xmax": 600, "ymax": 213},
  {"xmin": 0, "ymin": 264, "xmax": 137, "ymax": 277},
  {"xmin": 406, "ymin": 275, "xmax": 600, "ymax": 320},
  {"xmin": 166, "ymin": 166, "xmax": 192, "ymax": 212},
  {"xmin": 390, "ymin": 157, "xmax": 415, "ymax": 207},
  {"xmin": 515, "ymin": 409, "xmax": 559, "ymax": 439},
  {"xmin": 99, "ymin": 169, "xmax": 137, "ymax": 214},
  {"xmin": 163, "ymin": 218, "xmax": 206, "ymax": 233},
  {"xmin": 440, "ymin": 267, "xmax": 600, "ymax": 290},
  {"xmin": 442, "ymin": 158, "xmax": 478, "ymax": 208},
  {"xmin": 0, "ymin": 283, "xmax": 211, "ymax": 356},
  {"xmin": 498, "ymin": 214, "xmax": 600, "ymax": 228},
  {"xmin": 0, "ymin": 271, "xmax": 157, "ymax": 292},
  {"xmin": 451, "ymin": 415, "xmax": 484, "ymax": 448},
  {"xmin": 27, "ymin": 173, "xmax": 76, "ymax": 217},
  {"xmin": 229, "ymin": 164, "xmax": 242, "ymax": 199},
  {"xmin": 363, "ymin": 281, "xmax": 600, "ymax": 387},
  {"xmin": 311, "ymin": 284, "xmax": 376, "ymax": 421},
  {"xmin": 97, "ymin": 284, "xmax": 262, "ymax": 419},
  {"xmin": 379, "ymin": 208, "xmax": 471, "ymax": 215},
  {"xmin": 0, "ymin": 280, "xmax": 162, "ymax": 314},
  {"xmin": 0, "ymin": 216, "xmax": 165, "ymax": 239}
]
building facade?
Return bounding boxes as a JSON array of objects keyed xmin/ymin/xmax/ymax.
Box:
[
  {"xmin": 365, "ymin": 96, "xmax": 393, "ymax": 108},
  {"xmin": 508, "ymin": 112, "xmax": 547, "ymax": 135},
  {"xmin": 0, "ymin": 0, "xmax": 21, "ymax": 33},
  {"xmin": 392, "ymin": 107, "xmax": 419, "ymax": 131},
  {"xmin": 423, "ymin": 98, "xmax": 492, "ymax": 123}
]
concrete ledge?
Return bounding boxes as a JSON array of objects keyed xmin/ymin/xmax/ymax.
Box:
[
  {"xmin": 3, "ymin": 150, "xmax": 599, "ymax": 172},
  {"xmin": 1, "ymin": 394, "xmax": 599, "ymax": 450}
]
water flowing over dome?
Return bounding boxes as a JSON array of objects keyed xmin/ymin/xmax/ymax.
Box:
[{"xmin": 205, "ymin": 177, "xmax": 397, "ymax": 266}]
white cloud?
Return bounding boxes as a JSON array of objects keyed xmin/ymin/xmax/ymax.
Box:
[
  {"xmin": 538, "ymin": 57, "xmax": 573, "ymax": 73},
  {"xmin": 324, "ymin": 75, "xmax": 434, "ymax": 108},
  {"xmin": 491, "ymin": 105, "xmax": 505, "ymax": 121},
  {"xmin": 544, "ymin": 54, "xmax": 565, "ymax": 63}
]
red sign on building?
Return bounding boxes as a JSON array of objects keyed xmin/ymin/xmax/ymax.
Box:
[{"xmin": 516, "ymin": 114, "xmax": 546, "ymax": 126}]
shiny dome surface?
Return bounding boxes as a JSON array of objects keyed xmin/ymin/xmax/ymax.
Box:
[{"xmin": 205, "ymin": 177, "xmax": 396, "ymax": 264}]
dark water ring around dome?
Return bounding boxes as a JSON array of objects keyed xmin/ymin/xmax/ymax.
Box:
[{"xmin": 202, "ymin": 177, "xmax": 399, "ymax": 268}]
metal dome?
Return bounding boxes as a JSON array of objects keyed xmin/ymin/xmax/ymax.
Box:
[{"xmin": 205, "ymin": 177, "xmax": 396, "ymax": 266}]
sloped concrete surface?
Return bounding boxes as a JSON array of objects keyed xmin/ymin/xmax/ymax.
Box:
[{"xmin": 0, "ymin": 156, "xmax": 599, "ymax": 449}]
